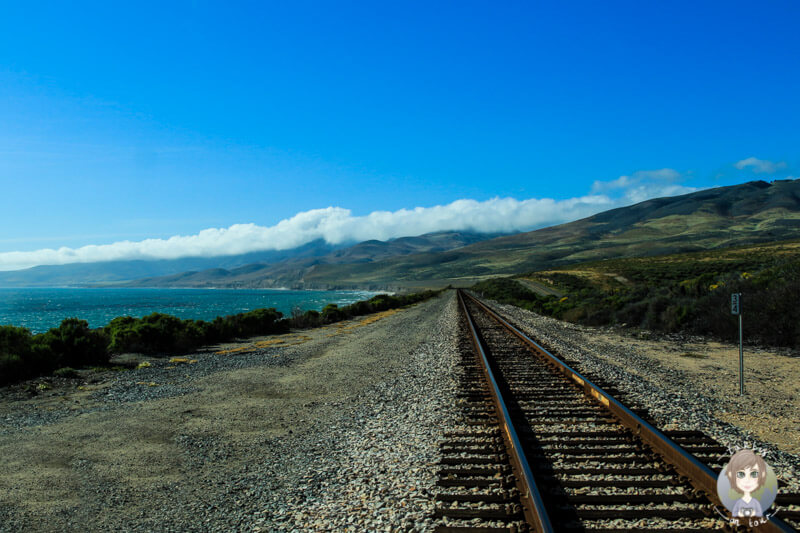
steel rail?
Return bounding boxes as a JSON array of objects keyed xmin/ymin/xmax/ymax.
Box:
[
  {"xmin": 462, "ymin": 290, "xmax": 796, "ymax": 533},
  {"xmin": 457, "ymin": 290, "xmax": 555, "ymax": 533}
]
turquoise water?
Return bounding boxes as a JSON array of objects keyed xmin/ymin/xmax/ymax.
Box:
[{"xmin": 0, "ymin": 288, "xmax": 378, "ymax": 333}]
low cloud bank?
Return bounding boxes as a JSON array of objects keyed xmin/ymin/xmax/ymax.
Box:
[{"xmin": 0, "ymin": 177, "xmax": 696, "ymax": 271}]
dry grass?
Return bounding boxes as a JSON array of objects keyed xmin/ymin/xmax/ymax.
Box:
[
  {"xmin": 325, "ymin": 309, "xmax": 401, "ymax": 337},
  {"xmin": 215, "ymin": 334, "xmax": 312, "ymax": 355}
]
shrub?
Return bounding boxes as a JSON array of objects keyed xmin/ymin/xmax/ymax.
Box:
[
  {"xmin": 106, "ymin": 308, "xmax": 286, "ymax": 355},
  {"xmin": 115, "ymin": 313, "xmax": 214, "ymax": 354},
  {"xmin": 0, "ymin": 326, "xmax": 37, "ymax": 384},
  {"xmin": 38, "ymin": 318, "xmax": 109, "ymax": 368},
  {"xmin": 321, "ymin": 304, "xmax": 345, "ymax": 324},
  {"xmin": 207, "ymin": 307, "xmax": 286, "ymax": 342},
  {"xmin": 0, "ymin": 325, "xmax": 58, "ymax": 384},
  {"xmin": 288, "ymin": 309, "xmax": 321, "ymax": 329},
  {"xmin": 476, "ymin": 251, "xmax": 800, "ymax": 348}
]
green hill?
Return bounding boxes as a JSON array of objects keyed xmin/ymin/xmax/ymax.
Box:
[
  {"xmin": 474, "ymin": 239, "xmax": 800, "ymax": 347},
  {"xmin": 299, "ymin": 179, "xmax": 800, "ymax": 288}
]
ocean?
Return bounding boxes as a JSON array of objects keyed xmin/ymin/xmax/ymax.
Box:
[{"xmin": 0, "ymin": 287, "xmax": 379, "ymax": 334}]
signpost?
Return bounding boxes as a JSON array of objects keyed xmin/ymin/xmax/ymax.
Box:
[{"xmin": 731, "ymin": 293, "xmax": 743, "ymax": 395}]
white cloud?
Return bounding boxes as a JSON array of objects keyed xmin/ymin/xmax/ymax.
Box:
[
  {"xmin": 591, "ymin": 168, "xmax": 695, "ymax": 203},
  {"xmin": 590, "ymin": 175, "xmax": 633, "ymax": 193},
  {"xmin": 0, "ymin": 196, "xmax": 610, "ymax": 271},
  {"xmin": 734, "ymin": 157, "xmax": 787, "ymax": 174},
  {"xmin": 0, "ymin": 176, "xmax": 701, "ymax": 271}
]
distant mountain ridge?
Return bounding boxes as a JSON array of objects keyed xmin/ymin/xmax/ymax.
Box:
[
  {"xmin": 3, "ymin": 180, "xmax": 800, "ymax": 290},
  {"xmin": 0, "ymin": 232, "xmax": 496, "ymax": 288},
  {"xmin": 120, "ymin": 231, "xmax": 499, "ymax": 289},
  {"xmin": 0, "ymin": 239, "xmax": 344, "ymax": 287}
]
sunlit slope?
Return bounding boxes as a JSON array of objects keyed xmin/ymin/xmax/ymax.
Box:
[
  {"xmin": 299, "ymin": 179, "xmax": 800, "ymax": 288},
  {"xmin": 104, "ymin": 179, "xmax": 800, "ymax": 290}
]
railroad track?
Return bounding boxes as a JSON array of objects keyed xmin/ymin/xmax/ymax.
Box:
[{"xmin": 434, "ymin": 290, "xmax": 798, "ymax": 532}]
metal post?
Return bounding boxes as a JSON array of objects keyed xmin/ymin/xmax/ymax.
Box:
[
  {"xmin": 731, "ymin": 292, "xmax": 743, "ymax": 396},
  {"xmin": 739, "ymin": 312, "xmax": 744, "ymax": 395}
]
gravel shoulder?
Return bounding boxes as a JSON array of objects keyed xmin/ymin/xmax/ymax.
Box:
[{"xmin": 0, "ymin": 293, "xmax": 462, "ymax": 532}]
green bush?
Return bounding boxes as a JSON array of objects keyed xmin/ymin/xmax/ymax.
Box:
[
  {"xmin": 0, "ymin": 326, "xmax": 42, "ymax": 384},
  {"xmin": 206, "ymin": 307, "xmax": 287, "ymax": 342},
  {"xmin": 474, "ymin": 255, "xmax": 800, "ymax": 348},
  {"xmin": 38, "ymin": 318, "xmax": 109, "ymax": 368},
  {"xmin": 0, "ymin": 323, "xmax": 95, "ymax": 384},
  {"xmin": 321, "ymin": 304, "xmax": 344, "ymax": 323},
  {"xmin": 107, "ymin": 314, "xmax": 188, "ymax": 354},
  {"xmin": 106, "ymin": 308, "xmax": 287, "ymax": 355},
  {"xmin": 298, "ymin": 309, "xmax": 322, "ymax": 328}
]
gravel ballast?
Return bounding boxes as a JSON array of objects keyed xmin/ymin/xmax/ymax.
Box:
[{"xmin": 484, "ymin": 296, "xmax": 800, "ymax": 492}]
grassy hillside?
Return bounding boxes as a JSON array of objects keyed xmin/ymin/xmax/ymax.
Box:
[
  {"xmin": 473, "ymin": 240, "xmax": 800, "ymax": 348},
  {"xmin": 291, "ymin": 179, "xmax": 800, "ymax": 288}
]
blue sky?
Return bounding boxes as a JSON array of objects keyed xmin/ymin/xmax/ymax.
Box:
[{"xmin": 1, "ymin": 1, "xmax": 798, "ymax": 270}]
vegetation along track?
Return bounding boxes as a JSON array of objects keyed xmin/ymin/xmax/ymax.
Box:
[{"xmin": 433, "ymin": 290, "xmax": 798, "ymax": 532}]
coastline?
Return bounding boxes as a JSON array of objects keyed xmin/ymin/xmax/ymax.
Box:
[{"xmin": 0, "ymin": 286, "xmax": 380, "ymax": 334}]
